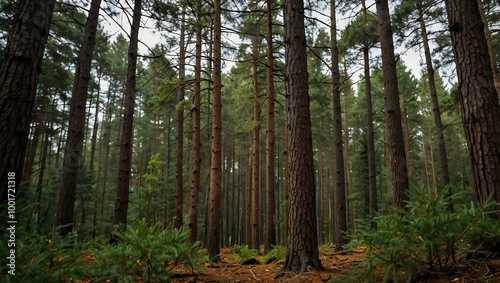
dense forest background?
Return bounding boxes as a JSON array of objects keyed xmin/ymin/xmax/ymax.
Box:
[{"xmin": 1, "ymin": 0, "xmax": 500, "ymax": 281}]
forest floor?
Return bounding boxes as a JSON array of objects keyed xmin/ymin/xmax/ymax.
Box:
[{"xmin": 169, "ymin": 245, "xmax": 500, "ymax": 283}]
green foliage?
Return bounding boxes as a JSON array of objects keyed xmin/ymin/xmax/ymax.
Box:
[
  {"xmin": 231, "ymin": 244, "xmax": 259, "ymax": 264},
  {"xmin": 334, "ymin": 187, "xmax": 500, "ymax": 283},
  {"xmin": 1, "ymin": 230, "xmax": 92, "ymax": 282},
  {"xmin": 92, "ymin": 219, "xmax": 207, "ymax": 282},
  {"xmin": 3, "ymin": 220, "xmax": 207, "ymax": 282},
  {"xmin": 262, "ymin": 245, "xmax": 286, "ymax": 264}
]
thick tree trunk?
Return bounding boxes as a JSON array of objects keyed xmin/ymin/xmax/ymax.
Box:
[
  {"xmin": 207, "ymin": 0, "xmax": 222, "ymax": 259},
  {"xmin": 113, "ymin": 0, "xmax": 141, "ymax": 230},
  {"xmin": 264, "ymin": 0, "xmax": 276, "ymax": 252},
  {"xmin": 331, "ymin": 0, "xmax": 347, "ymax": 252},
  {"xmin": 0, "ymin": 0, "xmax": 55, "ymax": 206},
  {"xmin": 57, "ymin": 0, "xmax": 102, "ymax": 236},
  {"xmin": 444, "ymin": 0, "xmax": 500, "ymax": 209},
  {"xmin": 188, "ymin": 0, "xmax": 203, "ymax": 244},
  {"xmin": 376, "ymin": 0, "xmax": 409, "ymax": 209},
  {"xmin": 174, "ymin": 2, "xmax": 186, "ymax": 230},
  {"xmin": 283, "ymin": 0, "xmax": 322, "ymax": 271}
]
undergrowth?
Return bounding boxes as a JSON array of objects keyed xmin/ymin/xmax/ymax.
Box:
[
  {"xmin": 1, "ymin": 219, "xmax": 207, "ymax": 282},
  {"xmin": 331, "ymin": 187, "xmax": 500, "ymax": 283}
]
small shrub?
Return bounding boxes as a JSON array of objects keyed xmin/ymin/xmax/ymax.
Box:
[
  {"xmin": 336, "ymin": 187, "xmax": 500, "ymax": 283},
  {"xmin": 262, "ymin": 245, "xmax": 286, "ymax": 264},
  {"xmin": 92, "ymin": 219, "xmax": 207, "ymax": 282},
  {"xmin": 231, "ymin": 244, "xmax": 259, "ymax": 264}
]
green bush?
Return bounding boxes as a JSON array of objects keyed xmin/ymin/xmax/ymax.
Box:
[
  {"xmin": 334, "ymin": 187, "xmax": 500, "ymax": 283},
  {"xmin": 2, "ymin": 219, "xmax": 207, "ymax": 282},
  {"xmin": 262, "ymin": 245, "xmax": 286, "ymax": 264},
  {"xmin": 92, "ymin": 219, "xmax": 207, "ymax": 282},
  {"xmin": 231, "ymin": 244, "xmax": 259, "ymax": 264}
]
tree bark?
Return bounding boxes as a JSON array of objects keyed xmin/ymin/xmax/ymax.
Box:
[
  {"xmin": 0, "ymin": 0, "xmax": 55, "ymax": 206},
  {"xmin": 376, "ymin": 0, "xmax": 409, "ymax": 209},
  {"xmin": 57, "ymin": 0, "xmax": 102, "ymax": 236},
  {"xmin": 207, "ymin": 0, "xmax": 222, "ymax": 259},
  {"xmin": 24, "ymin": 86, "xmax": 49, "ymax": 182},
  {"xmin": 188, "ymin": 0, "xmax": 203, "ymax": 244},
  {"xmin": 264, "ymin": 0, "xmax": 276, "ymax": 252},
  {"xmin": 331, "ymin": 0, "xmax": 347, "ymax": 252},
  {"xmin": 360, "ymin": 0, "xmax": 377, "ymax": 229},
  {"xmin": 444, "ymin": 0, "xmax": 500, "ymax": 209},
  {"xmin": 174, "ymin": 2, "xmax": 186, "ymax": 230},
  {"xmin": 113, "ymin": 0, "xmax": 141, "ymax": 230},
  {"xmin": 418, "ymin": 6, "xmax": 451, "ymax": 188},
  {"xmin": 476, "ymin": 0, "xmax": 500, "ymax": 100},
  {"xmin": 250, "ymin": 36, "xmax": 261, "ymax": 251},
  {"xmin": 283, "ymin": 0, "xmax": 322, "ymax": 271}
]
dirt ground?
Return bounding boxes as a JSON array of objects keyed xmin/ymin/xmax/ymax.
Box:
[{"xmin": 170, "ymin": 246, "xmax": 500, "ymax": 283}]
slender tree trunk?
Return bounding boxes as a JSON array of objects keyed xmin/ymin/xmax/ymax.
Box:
[
  {"xmin": 188, "ymin": 0, "xmax": 203, "ymax": 244},
  {"xmin": 283, "ymin": 0, "xmax": 322, "ymax": 270},
  {"xmin": 113, "ymin": 0, "xmax": 141, "ymax": 230},
  {"xmin": 24, "ymin": 87, "xmax": 49, "ymax": 182},
  {"xmin": 418, "ymin": 7, "xmax": 450, "ymax": 188},
  {"xmin": 0, "ymin": 0, "xmax": 55, "ymax": 205},
  {"xmin": 245, "ymin": 143, "xmax": 252, "ymax": 245},
  {"xmin": 264, "ymin": 0, "xmax": 276, "ymax": 251},
  {"xmin": 57, "ymin": 0, "xmax": 102, "ymax": 236},
  {"xmin": 250, "ymin": 37, "xmax": 261, "ymax": 251},
  {"xmin": 174, "ymin": 2, "xmax": 186, "ymax": 230},
  {"xmin": 444, "ymin": 0, "xmax": 500, "ymax": 209},
  {"xmin": 376, "ymin": 0, "xmax": 409, "ymax": 209},
  {"xmin": 89, "ymin": 79, "xmax": 100, "ymax": 173},
  {"xmin": 207, "ymin": 0, "xmax": 223, "ymax": 258},
  {"xmin": 360, "ymin": 0, "xmax": 377, "ymax": 229},
  {"xmin": 331, "ymin": 0, "xmax": 347, "ymax": 252}
]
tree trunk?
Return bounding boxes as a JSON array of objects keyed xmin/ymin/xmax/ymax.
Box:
[
  {"xmin": 476, "ymin": 0, "xmax": 500, "ymax": 100},
  {"xmin": 444, "ymin": 0, "xmax": 500, "ymax": 208},
  {"xmin": 57, "ymin": 0, "xmax": 102, "ymax": 236},
  {"xmin": 376, "ymin": 0, "xmax": 409, "ymax": 209},
  {"xmin": 188, "ymin": 0, "xmax": 203, "ymax": 244},
  {"xmin": 361, "ymin": 0, "xmax": 377, "ymax": 229},
  {"xmin": 250, "ymin": 36, "xmax": 261, "ymax": 251},
  {"xmin": 113, "ymin": 0, "xmax": 141, "ymax": 230},
  {"xmin": 264, "ymin": 0, "xmax": 276, "ymax": 252},
  {"xmin": 418, "ymin": 6, "xmax": 451, "ymax": 188},
  {"xmin": 24, "ymin": 86, "xmax": 49, "ymax": 182},
  {"xmin": 0, "ymin": 0, "xmax": 55, "ymax": 205},
  {"xmin": 174, "ymin": 2, "xmax": 186, "ymax": 230},
  {"xmin": 283, "ymin": 0, "xmax": 322, "ymax": 271},
  {"xmin": 207, "ymin": 0, "xmax": 222, "ymax": 259},
  {"xmin": 89, "ymin": 79, "xmax": 100, "ymax": 173},
  {"xmin": 331, "ymin": 0, "xmax": 347, "ymax": 252}
]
